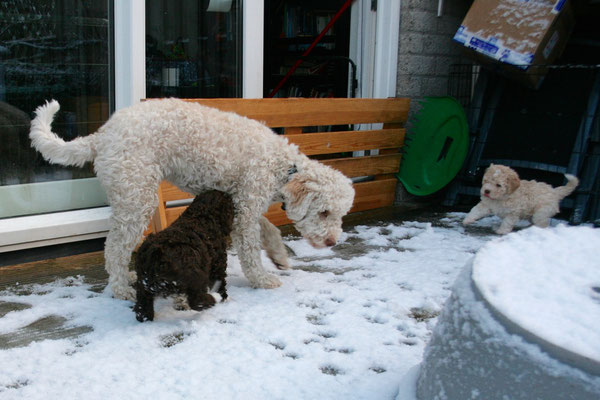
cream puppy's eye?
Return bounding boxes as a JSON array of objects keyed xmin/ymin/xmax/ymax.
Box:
[
  {"xmin": 319, "ymin": 211, "xmax": 330, "ymax": 220},
  {"xmin": 496, "ymin": 184, "xmax": 502, "ymax": 188}
]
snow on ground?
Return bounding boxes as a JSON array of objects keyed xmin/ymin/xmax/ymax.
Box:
[{"xmin": 0, "ymin": 213, "xmax": 587, "ymax": 400}]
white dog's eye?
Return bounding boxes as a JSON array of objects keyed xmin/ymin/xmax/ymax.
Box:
[
  {"xmin": 319, "ymin": 211, "xmax": 330, "ymax": 220},
  {"xmin": 496, "ymin": 184, "xmax": 502, "ymax": 188}
]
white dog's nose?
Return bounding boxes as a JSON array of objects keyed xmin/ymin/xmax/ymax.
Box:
[{"xmin": 325, "ymin": 238, "xmax": 336, "ymax": 247}]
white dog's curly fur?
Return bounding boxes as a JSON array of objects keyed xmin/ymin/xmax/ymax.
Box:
[
  {"xmin": 463, "ymin": 164, "xmax": 578, "ymax": 234},
  {"xmin": 30, "ymin": 99, "xmax": 355, "ymax": 300}
]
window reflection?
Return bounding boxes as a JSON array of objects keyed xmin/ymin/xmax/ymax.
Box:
[
  {"xmin": 146, "ymin": 0, "xmax": 242, "ymax": 99},
  {"xmin": 0, "ymin": 1, "xmax": 112, "ymax": 187}
]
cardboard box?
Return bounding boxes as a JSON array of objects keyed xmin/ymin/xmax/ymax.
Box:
[{"xmin": 453, "ymin": 0, "xmax": 575, "ymax": 88}]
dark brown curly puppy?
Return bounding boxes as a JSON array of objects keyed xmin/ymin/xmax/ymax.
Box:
[{"xmin": 133, "ymin": 190, "xmax": 234, "ymax": 322}]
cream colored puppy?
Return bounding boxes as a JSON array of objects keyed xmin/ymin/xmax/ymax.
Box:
[{"xmin": 463, "ymin": 164, "xmax": 579, "ymax": 234}]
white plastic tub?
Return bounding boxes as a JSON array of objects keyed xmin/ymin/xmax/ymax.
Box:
[{"xmin": 417, "ymin": 226, "xmax": 600, "ymax": 400}]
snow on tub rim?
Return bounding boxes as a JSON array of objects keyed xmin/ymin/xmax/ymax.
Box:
[{"xmin": 416, "ymin": 225, "xmax": 600, "ymax": 400}]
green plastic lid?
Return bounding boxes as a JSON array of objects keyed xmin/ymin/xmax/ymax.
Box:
[{"xmin": 397, "ymin": 96, "xmax": 469, "ymax": 196}]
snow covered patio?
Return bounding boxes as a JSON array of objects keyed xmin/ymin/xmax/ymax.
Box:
[{"xmin": 0, "ymin": 208, "xmax": 597, "ymax": 399}]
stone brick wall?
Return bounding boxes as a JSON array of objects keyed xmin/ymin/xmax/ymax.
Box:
[
  {"xmin": 396, "ymin": 0, "xmax": 472, "ymax": 100},
  {"xmin": 394, "ymin": 0, "xmax": 472, "ymax": 204}
]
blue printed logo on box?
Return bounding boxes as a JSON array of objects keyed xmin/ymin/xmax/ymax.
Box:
[{"xmin": 469, "ymin": 37, "xmax": 499, "ymax": 56}]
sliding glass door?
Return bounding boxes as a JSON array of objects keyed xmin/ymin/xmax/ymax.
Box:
[
  {"xmin": 0, "ymin": 0, "xmax": 113, "ymax": 218},
  {"xmin": 0, "ymin": 0, "xmax": 246, "ymax": 220}
]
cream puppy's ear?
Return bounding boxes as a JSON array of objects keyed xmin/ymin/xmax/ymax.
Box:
[
  {"xmin": 506, "ymin": 169, "xmax": 521, "ymax": 194},
  {"xmin": 281, "ymin": 174, "xmax": 316, "ymax": 221}
]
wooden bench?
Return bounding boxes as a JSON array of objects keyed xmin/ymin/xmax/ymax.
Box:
[{"xmin": 147, "ymin": 97, "xmax": 410, "ymax": 234}]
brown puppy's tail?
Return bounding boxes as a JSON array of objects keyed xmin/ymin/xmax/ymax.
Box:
[{"xmin": 554, "ymin": 174, "xmax": 579, "ymax": 199}]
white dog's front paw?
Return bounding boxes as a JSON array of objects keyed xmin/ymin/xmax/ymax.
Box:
[
  {"xmin": 128, "ymin": 270, "xmax": 138, "ymax": 283},
  {"xmin": 251, "ymin": 273, "xmax": 282, "ymax": 289},
  {"xmin": 111, "ymin": 284, "xmax": 137, "ymax": 301}
]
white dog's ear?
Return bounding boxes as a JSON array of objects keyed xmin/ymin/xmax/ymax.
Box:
[
  {"xmin": 506, "ymin": 170, "xmax": 520, "ymax": 193},
  {"xmin": 281, "ymin": 175, "xmax": 317, "ymax": 221}
]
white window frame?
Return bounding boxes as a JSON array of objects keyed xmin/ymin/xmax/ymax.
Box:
[
  {"xmin": 349, "ymin": 0, "xmax": 400, "ymax": 100},
  {"xmin": 114, "ymin": 0, "xmax": 146, "ymax": 110},
  {"xmin": 349, "ymin": 0, "xmax": 400, "ymax": 158},
  {"xmin": 243, "ymin": 0, "xmax": 264, "ymax": 98},
  {"xmin": 373, "ymin": 0, "xmax": 400, "ymax": 98}
]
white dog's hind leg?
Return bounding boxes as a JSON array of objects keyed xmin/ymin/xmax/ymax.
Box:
[
  {"xmin": 105, "ymin": 218, "xmax": 142, "ymax": 300},
  {"xmin": 259, "ymin": 216, "xmax": 290, "ymax": 270},
  {"xmin": 102, "ymin": 174, "xmax": 161, "ymax": 300},
  {"xmin": 106, "ymin": 207, "xmax": 156, "ymax": 300}
]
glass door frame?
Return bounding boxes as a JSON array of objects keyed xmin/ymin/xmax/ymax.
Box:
[{"xmin": 114, "ymin": 0, "xmax": 264, "ymax": 110}]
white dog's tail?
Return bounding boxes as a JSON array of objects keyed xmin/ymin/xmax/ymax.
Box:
[
  {"xmin": 30, "ymin": 100, "xmax": 96, "ymax": 167},
  {"xmin": 555, "ymin": 174, "xmax": 579, "ymax": 199}
]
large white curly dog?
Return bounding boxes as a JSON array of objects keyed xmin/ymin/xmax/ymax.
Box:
[
  {"xmin": 30, "ymin": 98, "xmax": 355, "ymax": 300},
  {"xmin": 463, "ymin": 164, "xmax": 578, "ymax": 234}
]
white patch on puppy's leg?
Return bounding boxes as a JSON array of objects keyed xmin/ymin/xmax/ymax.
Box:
[
  {"xmin": 210, "ymin": 280, "xmax": 222, "ymax": 292},
  {"xmin": 210, "ymin": 292, "xmax": 223, "ymax": 303},
  {"xmin": 209, "ymin": 280, "xmax": 223, "ymax": 302}
]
